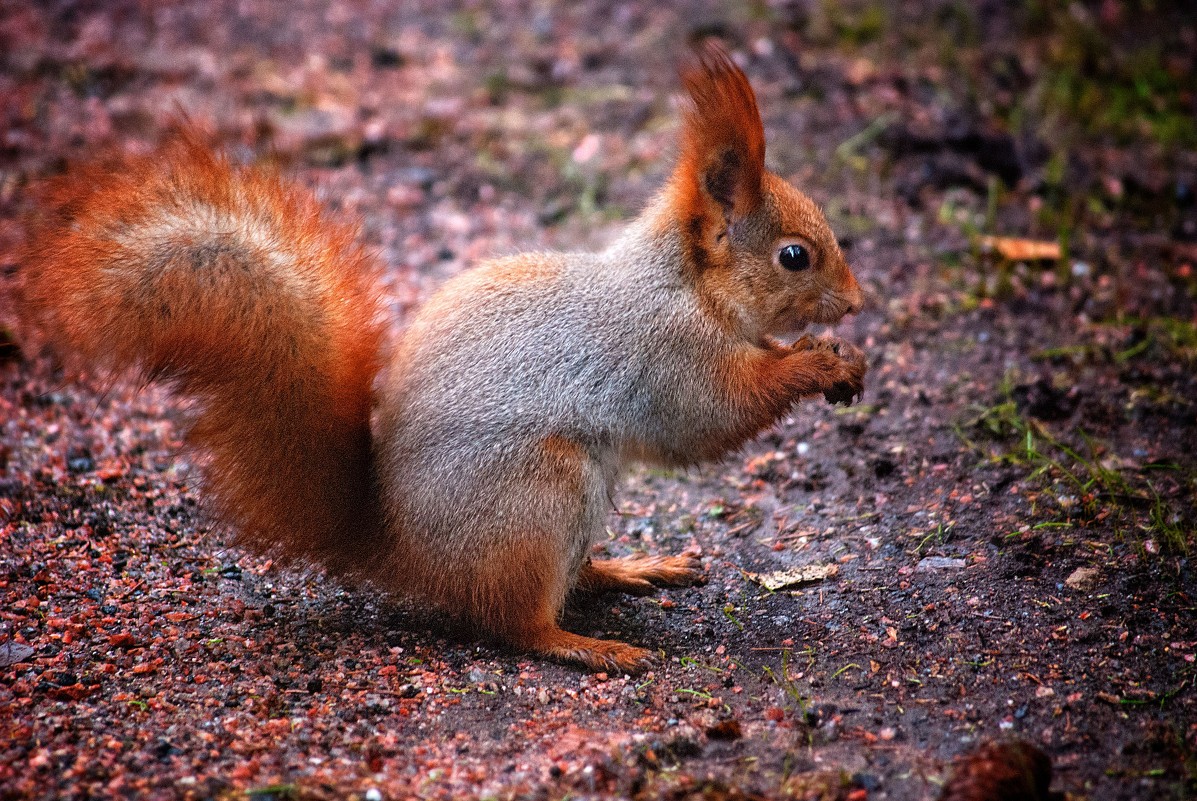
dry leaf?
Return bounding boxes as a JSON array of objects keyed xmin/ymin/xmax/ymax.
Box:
[
  {"xmin": 0, "ymin": 640, "xmax": 34, "ymax": 668},
  {"xmin": 918, "ymin": 556, "xmax": 967, "ymax": 571},
  {"xmin": 745, "ymin": 563, "xmax": 838, "ymax": 591}
]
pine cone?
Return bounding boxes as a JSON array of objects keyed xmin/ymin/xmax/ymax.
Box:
[{"xmin": 939, "ymin": 741, "xmax": 1062, "ymax": 801}]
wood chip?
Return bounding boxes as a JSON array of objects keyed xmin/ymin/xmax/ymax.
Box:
[{"xmin": 979, "ymin": 235, "xmax": 1061, "ymax": 261}]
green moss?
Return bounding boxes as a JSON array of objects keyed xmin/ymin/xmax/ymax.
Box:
[
  {"xmin": 956, "ymin": 371, "xmax": 1194, "ymax": 554},
  {"xmin": 809, "ymin": 0, "xmax": 888, "ymax": 47},
  {"xmin": 1034, "ymin": 9, "xmax": 1196, "ymax": 147}
]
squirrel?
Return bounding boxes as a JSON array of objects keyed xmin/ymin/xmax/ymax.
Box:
[{"xmin": 18, "ymin": 43, "xmax": 866, "ymax": 673}]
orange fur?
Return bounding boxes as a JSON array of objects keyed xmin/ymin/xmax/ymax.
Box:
[
  {"xmin": 19, "ymin": 132, "xmax": 386, "ymax": 574},
  {"xmin": 576, "ymin": 555, "xmax": 705, "ymax": 596},
  {"xmin": 511, "ymin": 615, "xmax": 654, "ymax": 673},
  {"xmin": 675, "ymin": 41, "xmax": 766, "ymax": 226}
]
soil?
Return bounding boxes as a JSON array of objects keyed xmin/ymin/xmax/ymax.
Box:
[{"xmin": 1, "ymin": 1, "xmax": 1194, "ymax": 799}]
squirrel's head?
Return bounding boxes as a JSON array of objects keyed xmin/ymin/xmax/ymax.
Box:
[{"xmin": 670, "ymin": 42, "xmax": 864, "ymax": 340}]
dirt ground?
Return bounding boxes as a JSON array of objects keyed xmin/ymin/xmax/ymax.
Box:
[{"xmin": 1, "ymin": 1, "xmax": 1194, "ymax": 799}]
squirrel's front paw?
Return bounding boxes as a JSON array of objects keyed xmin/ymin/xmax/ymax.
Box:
[{"xmin": 806, "ymin": 337, "xmax": 867, "ymax": 405}]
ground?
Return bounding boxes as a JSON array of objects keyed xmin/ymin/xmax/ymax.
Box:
[{"xmin": 1, "ymin": 1, "xmax": 1195, "ymax": 799}]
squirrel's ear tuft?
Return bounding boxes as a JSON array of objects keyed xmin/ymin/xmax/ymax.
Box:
[{"xmin": 676, "ymin": 41, "xmax": 766, "ymax": 222}]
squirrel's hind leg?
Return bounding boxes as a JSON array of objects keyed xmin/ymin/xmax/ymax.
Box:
[
  {"xmin": 469, "ymin": 531, "xmax": 656, "ymax": 673},
  {"xmin": 574, "ymin": 553, "xmax": 705, "ymax": 596},
  {"xmin": 458, "ymin": 434, "xmax": 654, "ymax": 672}
]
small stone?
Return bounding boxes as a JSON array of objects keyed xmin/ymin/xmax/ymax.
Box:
[
  {"xmin": 852, "ymin": 772, "xmax": 881, "ymax": 791},
  {"xmin": 1064, "ymin": 567, "xmax": 1099, "ymax": 590},
  {"xmin": 705, "ymin": 718, "xmax": 742, "ymax": 740},
  {"xmin": 108, "ymin": 632, "xmax": 138, "ymax": 649}
]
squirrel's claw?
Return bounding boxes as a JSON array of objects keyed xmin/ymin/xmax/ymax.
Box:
[{"xmin": 823, "ymin": 384, "xmax": 861, "ymax": 406}]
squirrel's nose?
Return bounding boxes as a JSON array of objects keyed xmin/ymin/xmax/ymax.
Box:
[
  {"xmin": 843, "ymin": 272, "xmax": 865, "ymax": 315},
  {"xmin": 846, "ymin": 288, "xmax": 864, "ymax": 315}
]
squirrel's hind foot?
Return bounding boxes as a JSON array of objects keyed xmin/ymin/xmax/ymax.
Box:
[
  {"xmin": 576, "ymin": 553, "xmax": 706, "ymax": 596},
  {"xmin": 516, "ymin": 624, "xmax": 655, "ymax": 674}
]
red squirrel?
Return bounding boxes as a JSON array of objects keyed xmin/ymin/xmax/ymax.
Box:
[{"xmin": 19, "ymin": 43, "xmax": 866, "ymax": 672}]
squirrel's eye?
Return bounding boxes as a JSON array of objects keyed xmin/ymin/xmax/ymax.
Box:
[{"xmin": 778, "ymin": 244, "xmax": 810, "ymax": 272}]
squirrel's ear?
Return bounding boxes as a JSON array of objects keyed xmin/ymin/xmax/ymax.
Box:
[{"xmin": 675, "ymin": 41, "xmax": 766, "ymax": 223}]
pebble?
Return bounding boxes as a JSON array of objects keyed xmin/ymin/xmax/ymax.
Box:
[{"xmin": 1064, "ymin": 567, "xmax": 1100, "ymax": 590}]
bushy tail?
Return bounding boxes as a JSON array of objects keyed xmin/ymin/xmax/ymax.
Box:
[{"xmin": 20, "ymin": 131, "xmax": 386, "ymax": 574}]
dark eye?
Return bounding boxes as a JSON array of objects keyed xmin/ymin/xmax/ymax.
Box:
[{"xmin": 778, "ymin": 244, "xmax": 810, "ymax": 272}]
